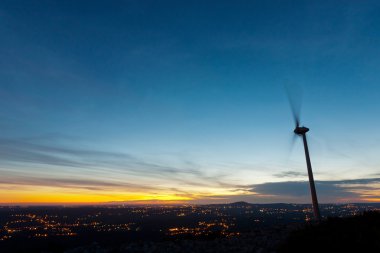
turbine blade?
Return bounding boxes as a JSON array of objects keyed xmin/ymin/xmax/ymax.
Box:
[
  {"xmin": 289, "ymin": 133, "xmax": 298, "ymax": 155},
  {"xmin": 285, "ymin": 133, "xmax": 300, "ymax": 163},
  {"xmin": 284, "ymin": 83, "xmax": 303, "ymax": 127}
]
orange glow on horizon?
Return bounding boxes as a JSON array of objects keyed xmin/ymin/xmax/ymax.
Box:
[
  {"xmin": 0, "ymin": 187, "xmax": 193, "ymax": 205},
  {"xmin": 362, "ymin": 198, "xmax": 380, "ymax": 202},
  {"xmin": 1, "ymin": 182, "xmax": 378, "ymax": 205},
  {"xmin": 0, "ymin": 182, "xmax": 254, "ymax": 205}
]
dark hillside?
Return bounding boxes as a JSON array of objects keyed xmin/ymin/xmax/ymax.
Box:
[{"xmin": 279, "ymin": 211, "xmax": 380, "ymax": 252}]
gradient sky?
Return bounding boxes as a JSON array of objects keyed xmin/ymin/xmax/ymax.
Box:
[{"xmin": 1, "ymin": 0, "xmax": 380, "ymax": 204}]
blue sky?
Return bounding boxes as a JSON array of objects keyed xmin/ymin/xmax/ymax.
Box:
[{"xmin": 1, "ymin": 0, "xmax": 380, "ymax": 204}]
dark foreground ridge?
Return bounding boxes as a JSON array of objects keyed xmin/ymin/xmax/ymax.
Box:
[{"xmin": 278, "ymin": 211, "xmax": 380, "ymax": 253}]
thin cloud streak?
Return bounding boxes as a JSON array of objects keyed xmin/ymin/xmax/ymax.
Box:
[
  {"xmin": 0, "ymin": 137, "xmax": 233, "ymax": 192},
  {"xmin": 0, "ymin": 137, "xmax": 195, "ymax": 174},
  {"xmin": 0, "ymin": 176, "xmax": 157, "ymax": 192},
  {"xmin": 273, "ymin": 170, "xmax": 308, "ymax": 178}
]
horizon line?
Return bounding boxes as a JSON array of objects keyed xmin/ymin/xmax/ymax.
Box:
[{"xmin": 1, "ymin": 201, "xmax": 379, "ymax": 207}]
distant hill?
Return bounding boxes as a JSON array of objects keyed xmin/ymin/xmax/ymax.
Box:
[
  {"xmin": 278, "ymin": 211, "xmax": 380, "ymax": 252},
  {"xmin": 228, "ymin": 201, "xmax": 251, "ymax": 207}
]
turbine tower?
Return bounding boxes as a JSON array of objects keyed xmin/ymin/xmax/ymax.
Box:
[
  {"xmin": 287, "ymin": 86, "xmax": 321, "ymax": 222},
  {"xmin": 294, "ymin": 124, "xmax": 321, "ymax": 222}
]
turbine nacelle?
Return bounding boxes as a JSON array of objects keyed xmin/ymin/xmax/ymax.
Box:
[{"xmin": 294, "ymin": 126, "xmax": 309, "ymax": 135}]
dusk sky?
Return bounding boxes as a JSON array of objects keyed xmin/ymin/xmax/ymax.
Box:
[{"xmin": 1, "ymin": 0, "xmax": 380, "ymax": 204}]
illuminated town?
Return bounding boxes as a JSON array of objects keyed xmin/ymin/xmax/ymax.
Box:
[{"xmin": 0, "ymin": 202, "xmax": 379, "ymax": 252}]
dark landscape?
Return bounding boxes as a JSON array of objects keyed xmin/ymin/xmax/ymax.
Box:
[{"xmin": 1, "ymin": 203, "xmax": 379, "ymax": 252}]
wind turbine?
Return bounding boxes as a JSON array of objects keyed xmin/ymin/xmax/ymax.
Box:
[{"xmin": 286, "ymin": 86, "xmax": 321, "ymax": 222}]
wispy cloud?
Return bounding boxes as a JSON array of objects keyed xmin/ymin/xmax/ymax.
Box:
[
  {"xmin": 0, "ymin": 137, "xmax": 194, "ymax": 174},
  {"xmin": 0, "ymin": 176, "xmax": 157, "ymax": 192},
  {"xmin": 0, "ymin": 137, "xmax": 233, "ymax": 192},
  {"xmin": 249, "ymin": 178, "xmax": 380, "ymax": 203},
  {"xmin": 273, "ymin": 171, "xmax": 307, "ymax": 178}
]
